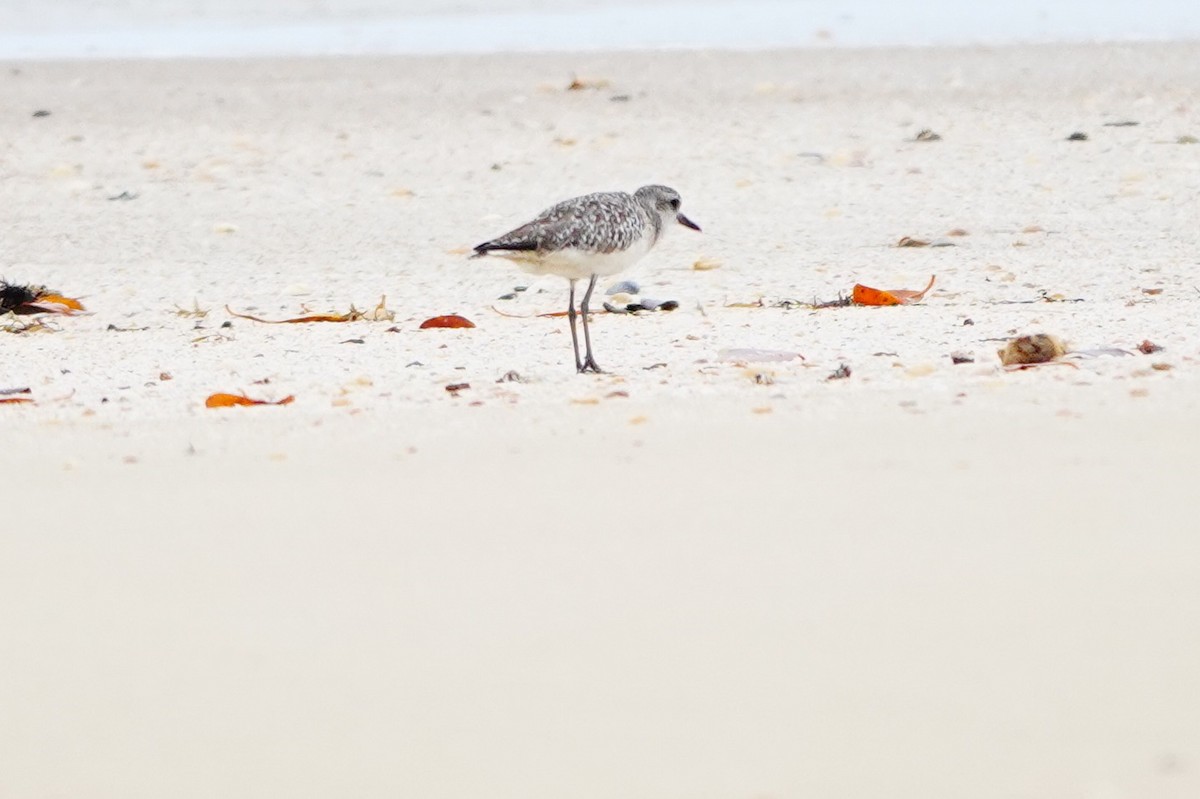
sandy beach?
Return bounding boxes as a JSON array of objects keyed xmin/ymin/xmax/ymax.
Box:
[{"xmin": 3, "ymin": 42, "xmax": 1200, "ymax": 798}]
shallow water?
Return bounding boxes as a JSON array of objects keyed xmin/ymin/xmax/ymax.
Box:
[{"xmin": 0, "ymin": 0, "xmax": 1197, "ymax": 59}]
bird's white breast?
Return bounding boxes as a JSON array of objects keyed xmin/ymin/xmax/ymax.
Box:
[{"xmin": 500, "ymin": 234, "xmax": 655, "ymax": 281}]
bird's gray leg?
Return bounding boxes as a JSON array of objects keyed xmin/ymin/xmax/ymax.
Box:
[
  {"xmin": 579, "ymin": 273, "xmax": 603, "ymax": 373},
  {"xmin": 567, "ymin": 279, "xmax": 584, "ymax": 372}
]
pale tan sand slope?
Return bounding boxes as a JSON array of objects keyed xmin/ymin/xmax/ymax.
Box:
[{"xmin": 2, "ymin": 45, "xmax": 1200, "ymax": 799}]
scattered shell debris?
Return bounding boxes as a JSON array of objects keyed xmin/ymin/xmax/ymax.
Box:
[
  {"xmin": 998, "ymin": 334, "xmax": 1068, "ymax": 366},
  {"xmin": 606, "ymin": 280, "xmax": 639, "ymax": 295},
  {"xmin": 827, "ymin": 364, "xmax": 852, "ymax": 380},
  {"xmin": 601, "ymin": 280, "xmax": 678, "ymax": 313}
]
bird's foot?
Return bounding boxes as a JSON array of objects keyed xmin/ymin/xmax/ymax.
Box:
[{"xmin": 578, "ymin": 356, "xmax": 603, "ymax": 374}]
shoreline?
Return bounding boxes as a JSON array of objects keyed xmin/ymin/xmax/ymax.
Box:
[
  {"xmin": 3, "ymin": 0, "xmax": 1200, "ymax": 60},
  {"xmin": 7, "ymin": 35, "xmax": 1200, "ymax": 62}
]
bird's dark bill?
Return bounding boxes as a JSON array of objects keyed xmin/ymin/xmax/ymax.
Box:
[{"xmin": 676, "ymin": 213, "xmax": 701, "ymax": 232}]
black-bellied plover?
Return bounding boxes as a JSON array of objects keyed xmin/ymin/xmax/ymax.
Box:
[{"xmin": 472, "ymin": 184, "xmax": 701, "ymax": 373}]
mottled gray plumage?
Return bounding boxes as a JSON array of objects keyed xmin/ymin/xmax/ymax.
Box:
[
  {"xmin": 473, "ymin": 185, "xmax": 697, "ymax": 261},
  {"xmin": 472, "ymin": 184, "xmax": 701, "ymax": 373},
  {"xmin": 474, "ymin": 188, "xmax": 660, "ymax": 256}
]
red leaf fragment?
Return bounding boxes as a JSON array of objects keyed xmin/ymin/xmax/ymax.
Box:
[{"xmin": 420, "ymin": 315, "xmax": 475, "ymax": 329}]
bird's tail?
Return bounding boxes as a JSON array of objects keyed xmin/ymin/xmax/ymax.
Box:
[{"xmin": 470, "ymin": 240, "xmax": 538, "ymax": 259}]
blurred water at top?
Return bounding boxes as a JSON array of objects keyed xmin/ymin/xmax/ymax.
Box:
[{"xmin": 0, "ymin": 0, "xmax": 1196, "ymax": 58}]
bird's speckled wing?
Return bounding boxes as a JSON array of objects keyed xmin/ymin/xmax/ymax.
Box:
[{"xmin": 475, "ymin": 191, "xmax": 649, "ymax": 256}]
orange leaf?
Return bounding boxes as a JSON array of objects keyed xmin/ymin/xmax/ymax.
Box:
[
  {"xmin": 19, "ymin": 295, "xmax": 87, "ymax": 315},
  {"xmin": 34, "ymin": 294, "xmax": 85, "ymax": 311},
  {"xmin": 419, "ymin": 314, "xmax": 475, "ymax": 329},
  {"xmin": 0, "ymin": 397, "xmax": 34, "ymax": 405},
  {"xmin": 1, "ymin": 282, "xmax": 86, "ymax": 315},
  {"xmin": 850, "ymin": 284, "xmax": 902, "ymax": 306},
  {"xmin": 852, "ymin": 275, "xmax": 936, "ymax": 306},
  {"xmin": 205, "ymin": 392, "xmax": 295, "ymax": 408}
]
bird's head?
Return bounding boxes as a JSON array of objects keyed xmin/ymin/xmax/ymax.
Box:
[{"xmin": 635, "ymin": 184, "xmax": 701, "ymax": 233}]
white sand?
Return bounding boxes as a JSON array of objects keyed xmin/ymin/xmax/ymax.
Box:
[{"xmin": 3, "ymin": 44, "xmax": 1200, "ymax": 798}]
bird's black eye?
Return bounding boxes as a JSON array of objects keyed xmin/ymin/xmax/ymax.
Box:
[{"xmin": 669, "ymin": 198, "xmax": 680, "ymax": 211}]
